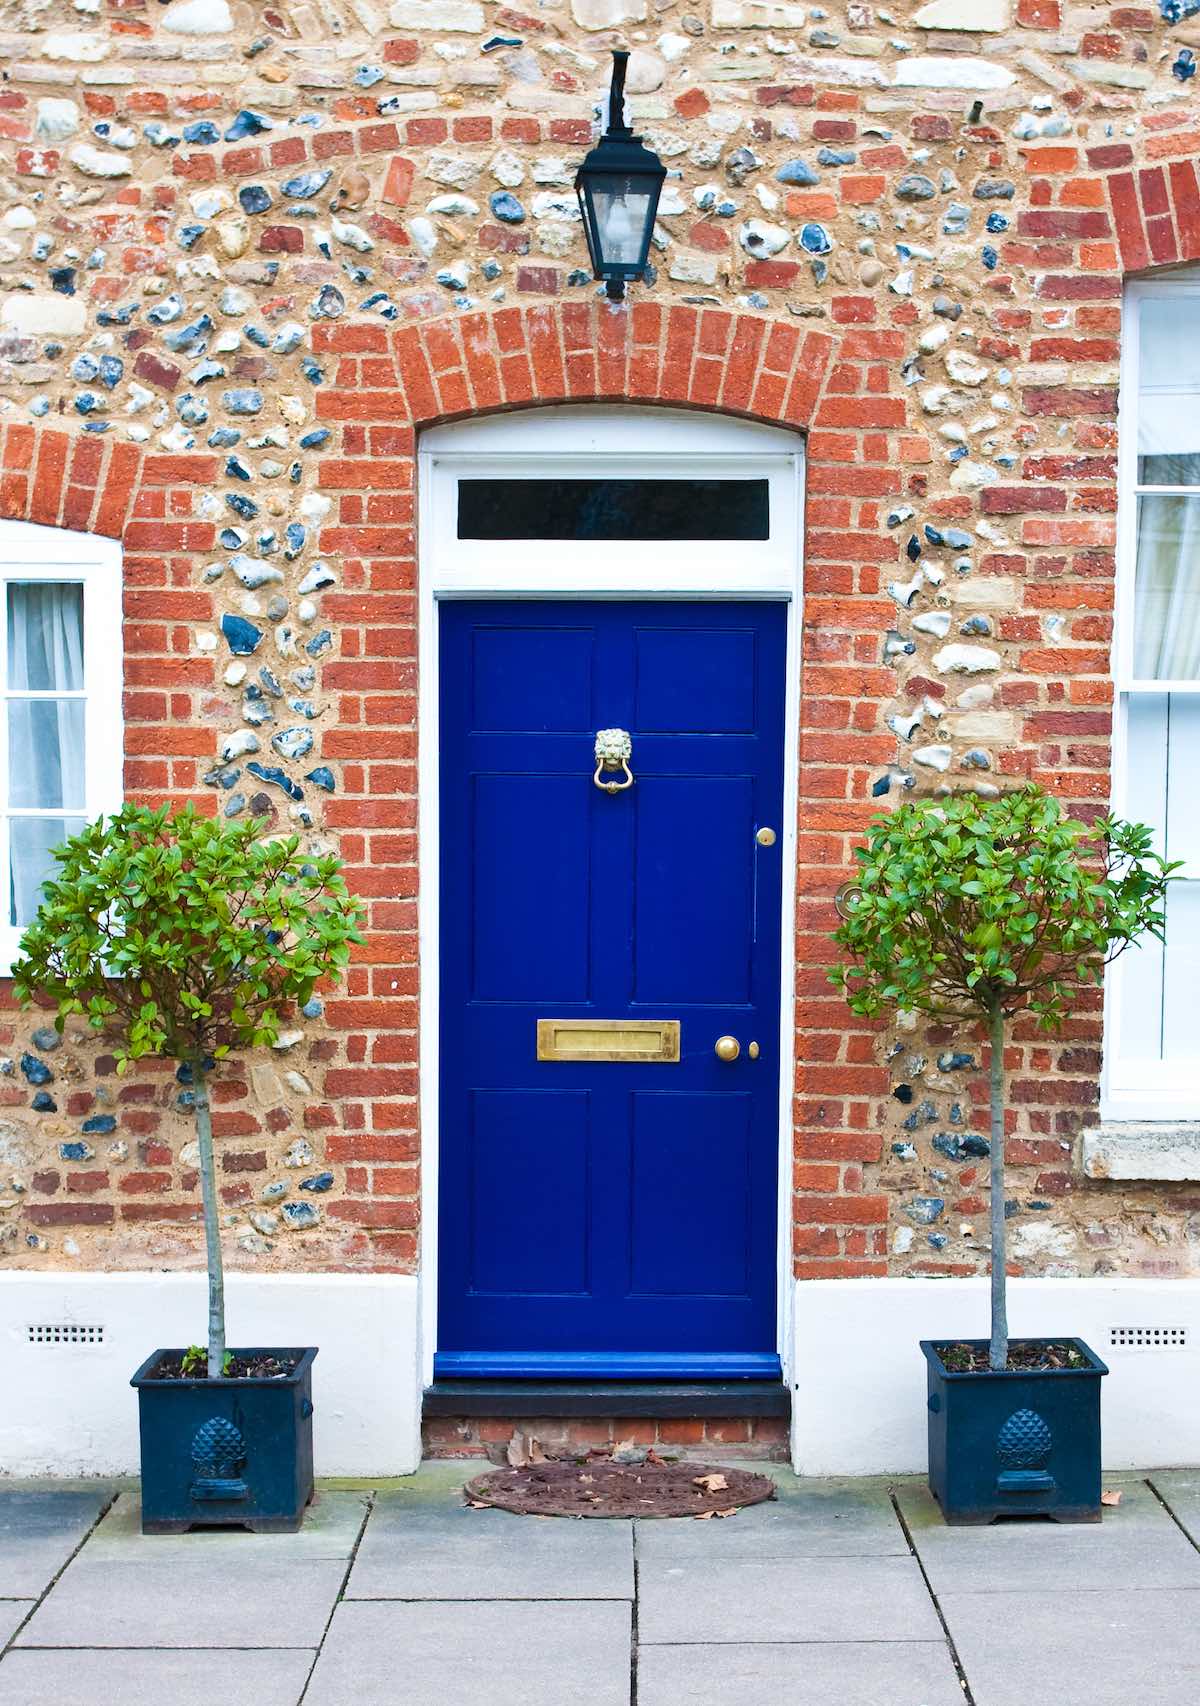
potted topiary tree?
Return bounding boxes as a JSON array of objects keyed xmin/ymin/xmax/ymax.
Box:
[
  {"xmin": 830, "ymin": 784, "xmax": 1175, "ymax": 1524},
  {"xmin": 13, "ymin": 803, "xmax": 365, "ymax": 1534}
]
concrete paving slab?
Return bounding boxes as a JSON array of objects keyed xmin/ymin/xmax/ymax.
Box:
[
  {"xmin": 638, "ymin": 1639, "xmax": 965, "ymax": 1706},
  {"xmin": 1151, "ymin": 1472, "xmax": 1200, "ymax": 1549},
  {"xmin": 16, "ymin": 1555, "xmax": 346, "ymax": 1648},
  {"xmin": 0, "ymin": 1647, "xmax": 314, "ymax": 1706},
  {"xmin": 0, "ymin": 1604, "xmax": 31, "ymax": 1648},
  {"xmin": 635, "ymin": 1477, "xmax": 907, "ymax": 1564},
  {"xmin": 638, "ymin": 1555, "xmax": 944, "ymax": 1645},
  {"xmin": 346, "ymin": 1494, "xmax": 634, "ymax": 1600},
  {"xmin": 0, "ymin": 1491, "xmax": 111, "ymax": 1598},
  {"xmin": 896, "ymin": 1480, "xmax": 1200, "ymax": 1594},
  {"xmin": 82, "ymin": 1489, "xmax": 369, "ymax": 1561},
  {"xmin": 939, "ymin": 1588, "xmax": 1200, "ymax": 1706},
  {"xmin": 304, "ymin": 1598, "xmax": 631, "ymax": 1706}
]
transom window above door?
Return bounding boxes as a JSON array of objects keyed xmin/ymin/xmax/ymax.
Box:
[
  {"xmin": 456, "ymin": 476, "xmax": 771, "ymax": 542},
  {"xmin": 1107, "ymin": 276, "xmax": 1200, "ymax": 1117},
  {"xmin": 0, "ymin": 522, "xmax": 123, "ymax": 971},
  {"xmin": 420, "ymin": 406, "xmax": 802, "ymax": 592}
]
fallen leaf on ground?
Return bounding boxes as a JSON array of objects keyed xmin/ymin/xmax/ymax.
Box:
[
  {"xmin": 693, "ymin": 1473, "xmax": 729, "ymax": 1493},
  {"xmin": 1101, "ymin": 1489, "xmax": 1122, "ymax": 1507},
  {"xmin": 466, "ymin": 1499, "xmax": 489, "ymax": 1509},
  {"xmin": 693, "ymin": 1510, "xmax": 716, "ymax": 1520},
  {"xmin": 714, "ymin": 1508, "xmax": 738, "ymax": 1519}
]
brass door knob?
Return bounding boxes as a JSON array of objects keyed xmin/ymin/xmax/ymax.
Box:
[{"xmin": 714, "ymin": 1035, "xmax": 740, "ymax": 1062}]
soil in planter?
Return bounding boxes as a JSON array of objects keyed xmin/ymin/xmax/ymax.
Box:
[
  {"xmin": 465, "ymin": 1459, "xmax": 776, "ymax": 1519},
  {"xmin": 149, "ymin": 1352, "xmax": 299, "ymax": 1380},
  {"xmin": 936, "ymin": 1340, "xmax": 1090, "ymax": 1374}
]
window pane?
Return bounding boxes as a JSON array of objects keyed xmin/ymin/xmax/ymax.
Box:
[
  {"xmin": 1162, "ymin": 882, "xmax": 1200, "ymax": 1060},
  {"xmin": 10, "ymin": 816, "xmax": 84, "ymax": 927},
  {"xmin": 1133, "ymin": 494, "xmax": 1200, "ymax": 678},
  {"xmin": 7, "ymin": 583, "xmax": 84, "ymax": 691},
  {"xmin": 1115, "ymin": 925, "xmax": 1165, "ymax": 1065},
  {"xmin": 1114, "ymin": 695, "xmax": 1200, "ymax": 1071},
  {"xmin": 1138, "ymin": 297, "xmax": 1200, "ymax": 479},
  {"xmin": 456, "ymin": 479, "xmax": 770, "ymax": 542},
  {"xmin": 1138, "ymin": 452, "xmax": 1200, "ymax": 484},
  {"xmin": 8, "ymin": 700, "xmax": 86, "ymax": 808}
]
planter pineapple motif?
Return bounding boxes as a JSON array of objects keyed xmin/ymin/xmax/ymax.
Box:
[{"xmin": 189, "ymin": 1415, "xmax": 248, "ymax": 1503}]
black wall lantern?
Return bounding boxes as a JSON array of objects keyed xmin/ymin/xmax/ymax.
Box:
[{"xmin": 575, "ymin": 49, "xmax": 667, "ymax": 302}]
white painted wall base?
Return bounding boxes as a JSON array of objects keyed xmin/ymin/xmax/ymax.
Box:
[
  {"xmin": 0, "ymin": 1271, "xmax": 421, "ymax": 1478},
  {"xmin": 792, "ymin": 1276, "xmax": 1200, "ymax": 1475},
  {"xmin": 7, "ymin": 1270, "xmax": 1197, "ymax": 1480}
]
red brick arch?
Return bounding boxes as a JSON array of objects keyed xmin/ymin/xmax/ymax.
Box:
[
  {"xmin": 0, "ymin": 422, "xmax": 142, "ymax": 538},
  {"xmin": 1097, "ymin": 143, "xmax": 1200, "ymax": 274}
]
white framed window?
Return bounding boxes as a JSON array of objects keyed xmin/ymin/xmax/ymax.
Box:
[
  {"xmin": 1105, "ymin": 274, "xmax": 1200, "ymax": 1117},
  {"xmin": 0, "ymin": 520, "xmax": 123, "ymax": 972}
]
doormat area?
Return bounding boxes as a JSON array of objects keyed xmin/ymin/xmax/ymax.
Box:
[{"xmin": 464, "ymin": 1459, "xmax": 777, "ymax": 1519}]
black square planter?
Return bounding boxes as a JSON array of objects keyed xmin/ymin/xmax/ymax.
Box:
[
  {"xmin": 920, "ymin": 1337, "xmax": 1108, "ymax": 1525},
  {"xmin": 131, "ymin": 1346, "xmax": 317, "ymax": 1534}
]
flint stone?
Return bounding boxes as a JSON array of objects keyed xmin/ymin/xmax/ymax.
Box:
[{"xmin": 896, "ymin": 174, "xmax": 937, "ymax": 200}]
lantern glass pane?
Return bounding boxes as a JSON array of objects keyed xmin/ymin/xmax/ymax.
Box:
[{"xmin": 591, "ymin": 175, "xmax": 654, "ymax": 267}]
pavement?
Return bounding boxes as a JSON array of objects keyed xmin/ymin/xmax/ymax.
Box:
[{"xmin": 2, "ymin": 1462, "xmax": 1199, "ymax": 1704}]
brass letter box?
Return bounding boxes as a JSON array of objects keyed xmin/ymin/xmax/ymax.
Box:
[{"xmin": 536, "ymin": 1019, "xmax": 680, "ymax": 1063}]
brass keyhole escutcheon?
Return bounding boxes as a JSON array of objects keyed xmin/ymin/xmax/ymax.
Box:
[
  {"xmin": 714, "ymin": 1035, "xmax": 740, "ymax": 1062},
  {"xmin": 756, "ymin": 827, "xmax": 777, "ymax": 847}
]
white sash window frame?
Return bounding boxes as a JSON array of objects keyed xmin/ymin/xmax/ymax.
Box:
[
  {"xmin": 1105, "ymin": 274, "xmax": 1200, "ymax": 1118},
  {"xmin": 0, "ymin": 520, "xmax": 123, "ymax": 975}
]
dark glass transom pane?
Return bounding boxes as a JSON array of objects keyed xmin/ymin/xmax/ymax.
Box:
[{"xmin": 456, "ymin": 478, "xmax": 770, "ymax": 542}]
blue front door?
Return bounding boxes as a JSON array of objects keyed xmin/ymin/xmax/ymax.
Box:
[{"xmin": 437, "ymin": 600, "xmax": 786, "ymax": 1378}]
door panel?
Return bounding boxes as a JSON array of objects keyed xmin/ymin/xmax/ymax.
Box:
[
  {"xmin": 634, "ymin": 625, "xmax": 757, "ymax": 733},
  {"xmin": 438, "ymin": 600, "xmax": 786, "ymax": 1379},
  {"xmin": 633, "ymin": 775, "xmax": 755, "ymax": 1005},
  {"xmin": 470, "ymin": 773, "xmax": 591, "ymax": 1002},
  {"xmin": 468, "ymin": 1089, "xmax": 592, "ymax": 1296},
  {"xmin": 471, "ymin": 624, "xmax": 594, "ymax": 731},
  {"xmin": 629, "ymin": 1091, "xmax": 752, "ymax": 1299}
]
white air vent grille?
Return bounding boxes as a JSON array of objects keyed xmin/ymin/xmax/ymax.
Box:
[
  {"xmin": 1109, "ymin": 1326, "xmax": 1188, "ymax": 1351},
  {"xmin": 26, "ymin": 1324, "xmax": 105, "ymax": 1346}
]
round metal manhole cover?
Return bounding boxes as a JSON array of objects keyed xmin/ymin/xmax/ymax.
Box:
[{"xmin": 464, "ymin": 1459, "xmax": 777, "ymax": 1519}]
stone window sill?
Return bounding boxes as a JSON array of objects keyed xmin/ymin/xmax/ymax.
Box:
[{"xmin": 1082, "ymin": 1123, "xmax": 1200, "ymax": 1182}]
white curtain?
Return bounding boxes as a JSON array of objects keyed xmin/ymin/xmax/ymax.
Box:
[
  {"xmin": 1133, "ymin": 495, "xmax": 1200, "ymax": 679},
  {"xmin": 7, "ymin": 584, "xmax": 85, "ymax": 926}
]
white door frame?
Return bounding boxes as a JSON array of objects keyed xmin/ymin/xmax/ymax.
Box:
[{"xmin": 415, "ymin": 405, "xmax": 806, "ymax": 1391}]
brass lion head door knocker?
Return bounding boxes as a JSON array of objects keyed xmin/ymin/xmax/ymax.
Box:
[{"xmin": 593, "ymin": 727, "xmax": 634, "ymax": 794}]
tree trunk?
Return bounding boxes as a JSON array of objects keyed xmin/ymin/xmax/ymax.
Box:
[
  {"xmin": 193, "ymin": 1065, "xmax": 226, "ymax": 1379},
  {"xmin": 988, "ymin": 1003, "xmax": 1008, "ymax": 1372}
]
